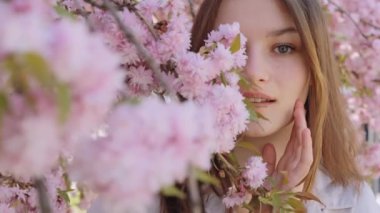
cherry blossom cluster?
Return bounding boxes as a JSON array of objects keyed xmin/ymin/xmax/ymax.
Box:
[
  {"xmin": 70, "ymin": 98, "xmax": 218, "ymax": 211},
  {"xmin": 57, "ymin": 0, "xmax": 250, "ymax": 153},
  {"xmin": 5, "ymin": 0, "xmax": 375, "ymax": 212},
  {"xmin": 0, "ymin": 0, "xmax": 124, "ymax": 178},
  {"xmin": 0, "ymin": 0, "xmax": 123, "ymax": 211},
  {"xmin": 0, "ymin": 168, "xmax": 69, "ymax": 212},
  {"xmin": 223, "ymin": 156, "xmax": 268, "ymax": 208},
  {"xmin": 0, "ymin": 0, "xmax": 255, "ymax": 211},
  {"xmin": 319, "ymin": 0, "xmax": 380, "ymax": 180},
  {"xmin": 357, "ymin": 143, "xmax": 380, "ymax": 179},
  {"xmin": 321, "ymin": 0, "xmax": 380, "ymax": 132},
  {"xmin": 63, "ymin": 3, "xmax": 251, "ymax": 209}
]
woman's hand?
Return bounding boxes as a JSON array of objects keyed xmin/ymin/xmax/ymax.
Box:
[
  {"xmin": 262, "ymin": 99, "xmax": 313, "ymax": 191},
  {"xmin": 236, "ymin": 100, "xmax": 313, "ymax": 213}
]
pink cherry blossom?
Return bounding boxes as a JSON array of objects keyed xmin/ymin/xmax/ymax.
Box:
[
  {"xmin": 70, "ymin": 98, "xmax": 218, "ymax": 211},
  {"xmin": 125, "ymin": 65, "xmax": 155, "ymax": 96},
  {"xmin": 357, "ymin": 143, "xmax": 380, "ymax": 178},
  {"xmin": 0, "ymin": 168, "xmax": 69, "ymax": 212},
  {"xmin": 222, "ymin": 186, "xmax": 252, "ymax": 208},
  {"xmin": 197, "ymin": 85, "xmax": 250, "ymax": 153},
  {"xmin": 0, "ymin": 0, "xmax": 124, "ymax": 178},
  {"xmin": 242, "ymin": 156, "xmax": 268, "ymax": 189}
]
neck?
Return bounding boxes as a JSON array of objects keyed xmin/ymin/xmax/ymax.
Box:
[{"xmin": 234, "ymin": 121, "xmax": 294, "ymax": 166}]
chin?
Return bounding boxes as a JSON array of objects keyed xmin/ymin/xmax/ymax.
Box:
[
  {"xmin": 244, "ymin": 122, "xmax": 277, "ymax": 138},
  {"xmin": 244, "ymin": 117, "xmax": 294, "ymax": 139}
]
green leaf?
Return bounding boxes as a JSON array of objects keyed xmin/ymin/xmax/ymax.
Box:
[
  {"xmin": 235, "ymin": 140, "xmax": 261, "ymax": 155},
  {"xmin": 238, "ymin": 78, "xmax": 250, "ymax": 90},
  {"xmin": 161, "ymin": 186, "xmax": 186, "ymax": 199},
  {"xmin": 271, "ymin": 193, "xmax": 282, "ymax": 208},
  {"xmin": 243, "ymin": 99, "xmax": 269, "ymax": 121},
  {"xmin": 279, "ymin": 171, "xmax": 289, "ymax": 186},
  {"xmin": 220, "ymin": 72, "xmax": 228, "ymax": 86},
  {"xmin": 23, "ymin": 52, "xmax": 55, "ymax": 88},
  {"xmin": 229, "ymin": 34, "xmax": 241, "ymax": 53},
  {"xmin": 256, "ymin": 111, "xmax": 269, "ymax": 121},
  {"xmin": 4, "ymin": 56, "xmax": 30, "ymax": 94},
  {"xmin": 287, "ymin": 197, "xmax": 306, "ymax": 212},
  {"xmin": 199, "ymin": 43, "xmax": 217, "ymax": 56},
  {"xmin": 337, "ymin": 54, "xmax": 347, "ymax": 63},
  {"xmin": 0, "ymin": 91, "xmax": 9, "ymax": 117},
  {"xmin": 54, "ymin": 5, "xmax": 76, "ymax": 19},
  {"xmin": 56, "ymin": 83, "xmax": 71, "ymax": 123},
  {"xmin": 237, "ymin": 73, "xmax": 251, "ymax": 90},
  {"xmin": 195, "ymin": 169, "xmax": 220, "ymax": 186},
  {"xmin": 58, "ymin": 189, "xmax": 71, "ymax": 203},
  {"xmin": 226, "ymin": 152, "xmax": 239, "ymax": 167},
  {"xmin": 258, "ymin": 196, "xmax": 272, "ymax": 206},
  {"xmin": 243, "ymin": 99, "xmax": 258, "ymax": 121},
  {"xmin": 294, "ymin": 192, "xmax": 324, "ymax": 206},
  {"xmin": 242, "ymin": 203, "xmax": 254, "ymax": 211},
  {"xmin": 63, "ymin": 172, "xmax": 71, "ymax": 190},
  {"xmin": 2, "ymin": 55, "xmax": 17, "ymax": 71}
]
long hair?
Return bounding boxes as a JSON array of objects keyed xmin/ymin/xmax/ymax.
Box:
[{"xmin": 190, "ymin": 0, "xmax": 363, "ymax": 192}]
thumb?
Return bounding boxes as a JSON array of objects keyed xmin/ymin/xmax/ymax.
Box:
[{"xmin": 262, "ymin": 143, "xmax": 276, "ymax": 176}]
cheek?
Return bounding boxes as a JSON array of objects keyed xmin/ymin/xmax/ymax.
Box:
[
  {"xmin": 272, "ymin": 57, "xmax": 308, "ymax": 98},
  {"xmin": 272, "ymin": 59, "xmax": 308, "ymax": 123}
]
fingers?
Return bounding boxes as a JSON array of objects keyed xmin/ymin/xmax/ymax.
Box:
[
  {"xmin": 278, "ymin": 99, "xmax": 306, "ymax": 170},
  {"xmin": 294, "ymin": 99, "xmax": 307, "ymax": 130},
  {"xmin": 285, "ymin": 128, "xmax": 313, "ymax": 191},
  {"xmin": 262, "ymin": 143, "xmax": 276, "ymax": 176},
  {"xmin": 288, "ymin": 136, "xmax": 303, "ymax": 170},
  {"xmin": 295, "ymin": 128, "xmax": 313, "ymax": 174},
  {"xmin": 286, "ymin": 100, "xmax": 302, "ymax": 154},
  {"xmin": 289, "ymin": 100, "xmax": 308, "ymax": 167},
  {"xmin": 275, "ymin": 100, "xmax": 312, "ymax": 191}
]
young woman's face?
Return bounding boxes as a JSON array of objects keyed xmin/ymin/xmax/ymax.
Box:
[{"xmin": 215, "ymin": 0, "xmax": 310, "ymax": 137}]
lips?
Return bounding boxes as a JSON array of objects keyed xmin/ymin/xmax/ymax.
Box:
[{"xmin": 242, "ymin": 91, "xmax": 276, "ymax": 106}]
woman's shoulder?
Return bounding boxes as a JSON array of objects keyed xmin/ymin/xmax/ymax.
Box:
[
  {"xmin": 202, "ymin": 168, "xmax": 380, "ymax": 213},
  {"xmin": 305, "ymin": 168, "xmax": 380, "ymax": 212}
]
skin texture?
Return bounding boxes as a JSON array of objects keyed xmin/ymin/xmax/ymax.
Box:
[{"xmin": 214, "ymin": 0, "xmax": 314, "ymax": 208}]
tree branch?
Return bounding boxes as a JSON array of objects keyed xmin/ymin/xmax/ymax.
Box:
[
  {"xmin": 360, "ymin": 19, "xmax": 380, "ymax": 31},
  {"xmin": 188, "ymin": 167, "xmax": 202, "ymax": 213},
  {"xmin": 99, "ymin": 0, "xmax": 173, "ymax": 94},
  {"xmin": 217, "ymin": 153, "xmax": 239, "ymax": 175},
  {"xmin": 326, "ymin": 0, "xmax": 369, "ymax": 40},
  {"xmin": 34, "ymin": 178, "xmax": 52, "ymax": 213},
  {"xmin": 130, "ymin": 8, "xmax": 159, "ymax": 40}
]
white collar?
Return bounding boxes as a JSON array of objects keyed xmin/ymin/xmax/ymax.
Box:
[{"xmin": 307, "ymin": 168, "xmax": 356, "ymax": 210}]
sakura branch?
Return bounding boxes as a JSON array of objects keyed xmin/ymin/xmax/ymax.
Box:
[
  {"xmin": 188, "ymin": 167, "xmax": 202, "ymax": 213},
  {"xmin": 100, "ymin": 0, "xmax": 173, "ymax": 95},
  {"xmin": 326, "ymin": 0, "xmax": 371, "ymax": 41},
  {"xmin": 35, "ymin": 178, "xmax": 52, "ymax": 213},
  {"xmin": 327, "ymin": 0, "xmax": 380, "ymax": 41}
]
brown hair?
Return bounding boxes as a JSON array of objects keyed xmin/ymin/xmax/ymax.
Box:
[{"xmin": 191, "ymin": 0, "xmax": 363, "ymax": 191}]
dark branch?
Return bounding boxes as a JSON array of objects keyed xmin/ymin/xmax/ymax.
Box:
[{"xmin": 100, "ymin": 0, "xmax": 173, "ymax": 94}]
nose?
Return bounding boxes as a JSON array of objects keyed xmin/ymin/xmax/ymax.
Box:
[{"xmin": 244, "ymin": 47, "xmax": 270, "ymax": 84}]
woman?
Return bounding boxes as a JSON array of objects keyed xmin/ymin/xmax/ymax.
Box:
[{"xmin": 162, "ymin": 0, "xmax": 380, "ymax": 212}]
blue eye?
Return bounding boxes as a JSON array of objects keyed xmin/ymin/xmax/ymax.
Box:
[{"xmin": 274, "ymin": 44, "xmax": 295, "ymax": 54}]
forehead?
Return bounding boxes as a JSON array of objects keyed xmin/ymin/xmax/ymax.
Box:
[{"xmin": 215, "ymin": 0, "xmax": 297, "ymax": 37}]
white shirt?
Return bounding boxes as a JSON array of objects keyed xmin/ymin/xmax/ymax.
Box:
[
  {"xmin": 205, "ymin": 169, "xmax": 380, "ymax": 213},
  {"xmin": 304, "ymin": 169, "xmax": 380, "ymax": 213}
]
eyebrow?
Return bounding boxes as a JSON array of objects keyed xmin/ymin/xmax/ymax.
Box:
[{"xmin": 266, "ymin": 27, "xmax": 298, "ymax": 37}]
